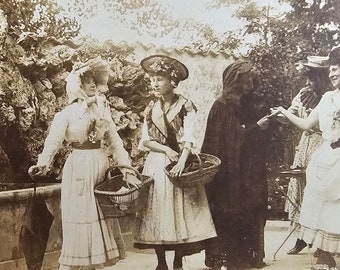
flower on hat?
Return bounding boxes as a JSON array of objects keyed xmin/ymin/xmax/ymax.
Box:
[
  {"xmin": 141, "ymin": 55, "xmax": 189, "ymax": 82},
  {"xmin": 148, "ymin": 59, "xmax": 178, "ymax": 79}
]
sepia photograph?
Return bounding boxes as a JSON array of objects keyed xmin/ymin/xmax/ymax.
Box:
[{"xmin": 0, "ymin": 0, "xmax": 339, "ymax": 269}]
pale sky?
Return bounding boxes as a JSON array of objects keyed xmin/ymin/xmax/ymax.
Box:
[{"xmin": 55, "ymin": 0, "xmax": 291, "ymax": 48}]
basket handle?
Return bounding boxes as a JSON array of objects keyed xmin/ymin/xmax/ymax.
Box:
[
  {"xmin": 106, "ymin": 164, "xmax": 143, "ymax": 182},
  {"xmin": 185, "ymin": 153, "xmax": 203, "ymax": 172},
  {"xmin": 193, "ymin": 153, "xmax": 202, "ymax": 169}
]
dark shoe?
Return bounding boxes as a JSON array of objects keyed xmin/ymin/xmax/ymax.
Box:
[{"xmin": 287, "ymin": 239, "xmax": 307, "ymax": 255}]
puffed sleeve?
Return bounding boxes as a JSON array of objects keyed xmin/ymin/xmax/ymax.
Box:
[
  {"xmin": 138, "ymin": 119, "xmax": 151, "ymax": 151},
  {"xmin": 288, "ymin": 91, "xmax": 301, "ymax": 115},
  {"xmin": 179, "ymin": 101, "xmax": 197, "ymax": 145},
  {"xmin": 103, "ymin": 100, "xmax": 131, "ymax": 166},
  {"xmin": 276, "ymin": 91, "xmax": 301, "ymax": 125},
  {"xmin": 37, "ymin": 111, "xmax": 68, "ymax": 167}
]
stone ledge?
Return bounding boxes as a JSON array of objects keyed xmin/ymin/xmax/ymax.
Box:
[{"xmin": 0, "ymin": 184, "xmax": 61, "ymax": 203}]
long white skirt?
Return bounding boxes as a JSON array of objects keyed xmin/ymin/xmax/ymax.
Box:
[
  {"xmin": 58, "ymin": 149, "xmax": 125, "ymax": 269},
  {"xmin": 134, "ymin": 151, "xmax": 216, "ymax": 246},
  {"xmin": 298, "ymin": 142, "xmax": 340, "ymax": 252}
]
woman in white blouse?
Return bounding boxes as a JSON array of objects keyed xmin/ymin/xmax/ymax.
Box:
[
  {"xmin": 271, "ymin": 47, "xmax": 340, "ymax": 270},
  {"xmin": 28, "ymin": 57, "xmax": 141, "ymax": 270}
]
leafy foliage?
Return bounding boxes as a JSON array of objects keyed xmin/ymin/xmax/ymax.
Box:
[
  {"xmin": 279, "ymin": 0, "xmax": 340, "ymax": 55},
  {"xmin": 68, "ymin": 0, "xmax": 242, "ymax": 53},
  {"xmin": 188, "ymin": 24, "xmax": 242, "ymax": 53},
  {"xmin": 247, "ymin": 0, "xmax": 340, "ymax": 113},
  {"xmin": 70, "ymin": 0, "xmax": 179, "ymax": 38},
  {"xmin": 235, "ymin": 1, "xmax": 273, "ymax": 45},
  {"xmin": 0, "ymin": 0, "xmax": 80, "ymax": 40},
  {"xmin": 206, "ymin": 0, "xmax": 249, "ymax": 8}
]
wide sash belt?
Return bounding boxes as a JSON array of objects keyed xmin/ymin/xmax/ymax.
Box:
[{"xmin": 72, "ymin": 140, "xmax": 101, "ymax": 150}]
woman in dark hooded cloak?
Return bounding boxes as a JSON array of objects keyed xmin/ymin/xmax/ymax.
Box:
[{"xmin": 202, "ymin": 60, "xmax": 272, "ymax": 270}]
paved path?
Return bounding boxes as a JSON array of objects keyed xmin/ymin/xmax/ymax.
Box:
[{"xmin": 107, "ymin": 221, "xmax": 340, "ymax": 270}]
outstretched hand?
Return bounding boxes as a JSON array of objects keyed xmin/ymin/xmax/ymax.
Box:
[{"xmin": 270, "ymin": 106, "xmax": 284, "ymax": 115}]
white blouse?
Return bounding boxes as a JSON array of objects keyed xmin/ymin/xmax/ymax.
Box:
[
  {"xmin": 37, "ymin": 98, "xmax": 131, "ymax": 167},
  {"xmin": 314, "ymin": 90, "xmax": 340, "ymax": 142}
]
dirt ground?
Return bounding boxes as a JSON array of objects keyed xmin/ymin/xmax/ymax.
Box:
[{"xmin": 107, "ymin": 220, "xmax": 338, "ymax": 270}]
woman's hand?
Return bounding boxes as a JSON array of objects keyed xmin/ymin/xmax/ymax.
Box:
[
  {"xmin": 267, "ymin": 107, "xmax": 288, "ymax": 124},
  {"xmin": 28, "ymin": 165, "xmax": 48, "ymax": 177},
  {"xmin": 169, "ymin": 158, "xmax": 186, "ymax": 178},
  {"xmin": 164, "ymin": 147, "xmax": 179, "ymax": 163},
  {"xmin": 270, "ymin": 106, "xmax": 284, "ymax": 115},
  {"xmin": 124, "ymin": 172, "xmax": 142, "ymax": 189}
]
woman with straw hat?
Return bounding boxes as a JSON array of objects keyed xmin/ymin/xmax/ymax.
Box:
[
  {"xmin": 277, "ymin": 56, "xmax": 331, "ymax": 256},
  {"xmin": 28, "ymin": 56, "xmax": 141, "ymax": 270},
  {"xmin": 134, "ymin": 55, "xmax": 217, "ymax": 270},
  {"xmin": 271, "ymin": 47, "xmax": 340, "ymax": 270}
]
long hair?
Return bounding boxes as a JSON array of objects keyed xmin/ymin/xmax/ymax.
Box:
[{"xmin": 329, "ymin": 46, "xmax": 340, "ymax": 66}]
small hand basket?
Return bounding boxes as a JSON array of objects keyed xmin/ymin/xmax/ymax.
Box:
[
  {"xmin": 164, "ymin": 153, "xmax": 221, "ymax": 189},
  {"xmin": 94, "ymin": 165, "xmax": 153, "ymax": 218}
]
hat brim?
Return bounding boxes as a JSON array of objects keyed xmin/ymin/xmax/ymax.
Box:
[
  {"xmin": 86, "ymin": 57, "xmax": 110, "ymax": 86},
  {"xmin": 302, "ymin": 62, "xmax": 329, "ymax": 68},
  {"xmin": 141, "ymin": 55, "xmax": 189, "ymax": 81},
  {"xmin": 301, "ymin": 56, "xmax": 329, "ymax": 69}
]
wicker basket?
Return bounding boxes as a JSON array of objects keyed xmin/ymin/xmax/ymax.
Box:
[
  {"xmin": 164, "ymin": 153, "xmax": 221, "ymax": 189},
  {"xmin": 94, "ymin": 165, "xmax": 153, "ymax": 218}
]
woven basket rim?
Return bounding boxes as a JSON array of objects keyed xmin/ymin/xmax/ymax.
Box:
[
  {"xmin": 165, "ymin": 153, "xmax": 221, "ymax": 177},
  {"xmin": 94, "ymin": 175, "xmax": 153, "ymax": 196}
]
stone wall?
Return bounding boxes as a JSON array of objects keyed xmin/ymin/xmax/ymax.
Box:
[
  {"xmin": 0, "ymin": 185, "xmax": 61, "ymax": 269},
  {"xmin": 0, "ymin": 184, "xmax": 134, "ymax": 270}
]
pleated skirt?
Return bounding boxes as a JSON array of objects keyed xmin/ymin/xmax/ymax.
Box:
[{"xmin": 58, "ymin": 149, "xmax": 125, "ymax": 269}]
